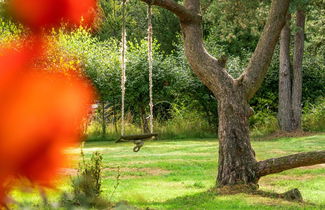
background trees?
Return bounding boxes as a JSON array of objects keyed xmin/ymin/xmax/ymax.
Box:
[
  {"xmin": 0, "ymin": 0, "xmax": 323, "ymax": 137},
  {"xmin": 278, "ymin": 1, "xmax": 307, "ymax": 132}
]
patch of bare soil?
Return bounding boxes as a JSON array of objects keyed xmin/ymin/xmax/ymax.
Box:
[
  {"xmin": 59, "ymin": 168, "xmax": 78, "ymax": 176},
  {"xmin": 103, "ymin": 167, "xmax": 170, "ymax": 179},
  {"xmin": 299, "ymin": 163, "xmax": 325, "ymax": 170},
  {"xmin": 59, "ymin": 167, "xmax": 170, "ymax": 180},
  {"xmin": 260, "ymin": 173, "xmax": 325, "ymax": 184},
  {"xmin": 247, "ymin": 195, "xmax": 293, "ymax": 207},
  {"xmin": 253, "ymin": 131, "xmax": 316, "ymax": 141},
  {"xmin": 269, "ymin": 149, "xmax": 288, "ymax": 155}
]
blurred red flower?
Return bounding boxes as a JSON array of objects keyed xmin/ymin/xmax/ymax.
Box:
[
  {"xmin": 0, "ymin": 40, "xmax": 95, "ymax": 205},
  {"xmin": 0, "ymin": 0, "xmax": 98, "ymax": 206},
  {"xmin": 8, "ymin": 0, "xmax": 98, "ymax": 31}
]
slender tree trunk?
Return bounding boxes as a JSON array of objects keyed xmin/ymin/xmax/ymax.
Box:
[
  {"xmin": 112, "ymin": 102, "xmax": 118, "ymax": 134},
  {"xmin": 201, "ymin": 102, "xmax": 213, "ymax": 130},
  {"xmin": 278, "ymin": 15, "xmax": 293, "ymax": 131},
  {"xmin": 292, "ymin": 10, "xmax": 305, "ymax": 130},
  {"xmin": 101, "ymin": 101, "xmax": 106, "ymax": 137},
  {"xmin": 140, "ymin": 105, "xmax": 149, "ymax": 133}
]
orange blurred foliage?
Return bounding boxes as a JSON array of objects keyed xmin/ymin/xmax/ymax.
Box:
[
  {"xmin": 0, "ymin": 0, "xmax": 99, "ymax": 206},
  {"xmin": 8, "ymin": 0, "xmax": 98, "ymax": 31},
  {"xmin": 0, "ymin": 36, "xmax": 95, "ymax": 206}
]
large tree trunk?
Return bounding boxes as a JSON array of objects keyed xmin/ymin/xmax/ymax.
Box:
[
  {"xmin": 278, "ymin": 10, "xmax": 305, "ymax": 132},
  {"xmin": 139, "ymin": 0, "xmax": 325, "ymax": 190},
  {"xmin": 178, "ymin": 0, "xmax": 289, "ymax": 188},
  {"xmin": 278, "ymin": 15, "xmax": 293, "ymax": 131},
  {"xmin": 217, "ymin": 91, "xmax": 258, "ymax": 186},
  {"xmin": 292, "ymin": 9, "xmax": 305, "ymax": 130}
]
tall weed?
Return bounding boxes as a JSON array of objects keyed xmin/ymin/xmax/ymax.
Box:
[
  {"xmin": 250, "ymin": 111, "xmax": 279, "ymax": 137},
  {"xmin": 303, "ymin": 97, "xmax": 325, "ymax": 132},
  {"xmin": 86, "ymin": 104, "xmax": 216, "ymax": 140},
  {"xmin": 86, "ymin": 112, "xmax": 142, "ymax": 141},
  {"xmin": 60, "ymin": 150, "xmax": 111, "ymax": 209},
  {"xmin": 156, "ymin": 104, "xmax": 216, "ymax": 139}
]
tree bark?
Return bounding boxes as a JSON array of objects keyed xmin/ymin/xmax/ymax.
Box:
[
  {"xmin": 292, "ymin": 9, "xmax": 305, "ymax": 130},
  {"xmin": 239, "ymin": 0, "xmax": 290, "ymax": 100},
  {"xmin": 101, "ymin": 101, "xmax": 106, "ymax": 137},
  {"xmin": 278, "ymin": 15, "xmax": 293, "ymax": 131},
  {"xmin": 178, "ymin": 0, "xmax": 289, "ymax": 187},
  {"xmin": 217, "ymin": 90, "xmax": 258, "ymax": 186},
  {"xmin": 140, "ymin": 105, "xmax": 149, "ymax": 133},
  {"xmin": 112, "ymin": 102, "xmax": 118, "ymax": 134},
  {"xmin": 257, "ymin": 150, "xmax": 325, "ymax": 177}
]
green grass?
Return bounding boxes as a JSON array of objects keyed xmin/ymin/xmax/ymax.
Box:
[{"xmin": 12, "ymin": 135, "xmax": 325, "ymax": 209}]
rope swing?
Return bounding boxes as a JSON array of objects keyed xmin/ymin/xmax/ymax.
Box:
[
  {"xmin": 120, "ymin": 0, "xmax": 126, "ymax": 136},
  {"xmin": 117, "ymin": 2, "xmax": 158, "ymax": 152},
  {"xmin": 148, "ymin": 3, "xmax": 154, "ymax": 134}
]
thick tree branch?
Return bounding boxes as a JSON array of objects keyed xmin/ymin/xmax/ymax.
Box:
[
  {"xmin": 140, "ymin": 0, "xmax": 200, "ymax": 23},
  {"xmin": 180, "ymin": 0, "xmax": 234, "ymax": 97},
  {"xmin": 137, "ymin": 0, "xmax": 241, "ymax": 97},
  {"xmin": 257, "ymin": 150, "xmax": 325, "ymax": 177},
  {"xmin": 239, "ymin": 0, "xmax": 290, "ymax": 100}
]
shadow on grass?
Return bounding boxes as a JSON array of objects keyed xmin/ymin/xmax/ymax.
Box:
[
  {"xmin": 147, "ymin": 191, "xmax": 245, "ymax": 210},
  {"xmin": 247, "ymin": 188, "xmax": 324, "ymax": 208},
  {"xmin": 144, "ymin": 190, "xmax": 321, "ymax": 210}
]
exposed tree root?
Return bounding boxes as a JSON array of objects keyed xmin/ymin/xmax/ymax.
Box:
[
  {"xmin": 214, "ymin": 184, "xmax": 259, "ymax": 195},
  {"xmin": 281, "ymin": 189, "xmax": 303, "ymax": 202}
]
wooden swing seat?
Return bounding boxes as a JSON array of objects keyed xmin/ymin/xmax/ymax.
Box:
[{"xmin": 116, "ymin": 133, "xmax": 158, "ymax": 143}]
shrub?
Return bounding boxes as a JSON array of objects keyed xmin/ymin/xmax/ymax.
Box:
[
  {"xmin": 303, "ymin": 97, "xmax": 325, "ymax": 132},
  {"xmin": 250, "ymin": 111, "xmax": 279, "ymax": 137},
  {"xmin": 60, "ymin": 150, "xmax": 111, "ymax": 209}
]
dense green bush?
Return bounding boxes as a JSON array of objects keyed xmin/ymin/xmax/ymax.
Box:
[
  {"xmin": 55, "ymin": 27, "xmax": 324, "ymax": 139},
  {"xmin": 57, "ymin": 29, "xmax": 218, "ymax": 138},
  {"xmin": 0, "ymin": 17, "xmax": 23, "ymax": 44}
]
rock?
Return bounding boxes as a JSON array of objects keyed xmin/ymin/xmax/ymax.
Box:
[{"xmin": 281, "ymin": 188, "xmax": 303, "ymax": 202}]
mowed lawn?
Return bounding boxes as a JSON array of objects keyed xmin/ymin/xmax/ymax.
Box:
[{"xmin": 13, "ymin": 134, "xmax": 325, "ymax": 209}]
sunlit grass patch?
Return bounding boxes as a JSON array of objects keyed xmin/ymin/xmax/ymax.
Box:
[{"xmin": 11, "ymin": 134, "xmax": 325, "ymax": 209}]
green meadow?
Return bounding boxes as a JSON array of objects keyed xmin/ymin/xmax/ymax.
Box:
[{"xmin": 11, "ymin": 134, "xmax": 325, "ymax": 209}]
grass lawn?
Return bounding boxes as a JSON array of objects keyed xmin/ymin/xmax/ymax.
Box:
[{"xmin": 13, "ymin": 134, "xmax": 325, "ymax": 209}]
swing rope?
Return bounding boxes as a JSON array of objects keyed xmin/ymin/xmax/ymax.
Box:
[
  {"xmin": 120, "ymin": 0, "xmax": 127, "ymax": 136},
  {"xmin": 118, "ymin": 2, "xmax": 157, "ymax": 152},
  {"xmin": 147, "ymin": 3, "xmax": 154, "ymax": 134}
]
